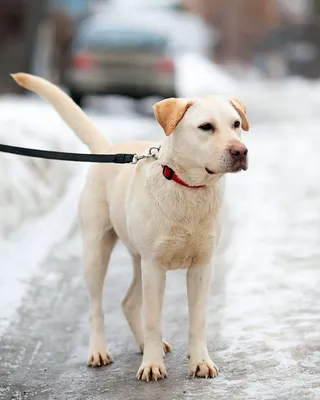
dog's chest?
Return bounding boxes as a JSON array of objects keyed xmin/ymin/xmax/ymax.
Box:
[{"xmin": 153, "ymin": 221, "xmax": 216, "ymax": 270}]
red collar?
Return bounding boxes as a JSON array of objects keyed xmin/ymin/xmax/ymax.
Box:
[{"xmin": 162, "ymin": 165, "xmax": 205, "ymax": 189}]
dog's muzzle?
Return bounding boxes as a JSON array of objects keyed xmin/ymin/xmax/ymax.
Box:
[{"xmin": 229, "ymin": 143, "xmax": 248, "ymax": 171}]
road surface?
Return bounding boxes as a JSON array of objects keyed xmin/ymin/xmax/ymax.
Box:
[{"xmin": 1, "ymin": 84, "xmax": 320, "ymax": 399}]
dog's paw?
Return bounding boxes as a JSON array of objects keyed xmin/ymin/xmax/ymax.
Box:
[
  {"xmin": 87, "ymin": 349, "xmax": 113, "ymax": 367},
  {"xmin": 189, "ymin": 358, "xmax": 219, "ymax": 378},
  {"xmin": 136, "ymin": 361, "xmax": 167, "ymax": 381}
]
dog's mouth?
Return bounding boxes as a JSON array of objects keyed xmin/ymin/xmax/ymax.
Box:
[
  {"xmin": 205, "ymin": 167, "xmax": 215, "ymax": 175},
  {"xmin": 231, "ymin": 161, "xmax": 248, "ymax": 172},
  {"xmin": 206, "ymin": 160, "xmax": 248, "ymax": 175}
]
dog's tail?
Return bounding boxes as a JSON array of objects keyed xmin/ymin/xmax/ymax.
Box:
[{"xmin": 11, "ymin": 73, "xmax": 111, "ymax": 153}]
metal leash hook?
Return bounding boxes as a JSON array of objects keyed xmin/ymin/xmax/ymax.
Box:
[{"xmin": 131, "ymin": 146, "xmax": 161, "ymax": 164}]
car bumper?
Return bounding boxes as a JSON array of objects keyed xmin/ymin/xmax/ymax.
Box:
[{"xmin": 65, "ymin": 68, "xmax": 175, "ymax": 97}]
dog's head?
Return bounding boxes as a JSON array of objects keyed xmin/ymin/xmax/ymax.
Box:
[{"xmin": 153, "ymin": 95, "xmax": 250, "ymax": 181}]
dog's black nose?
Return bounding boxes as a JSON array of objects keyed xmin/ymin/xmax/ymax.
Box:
[{"xmin": 229, "ymin": 143, "xmax": 248, "ymax": 158}]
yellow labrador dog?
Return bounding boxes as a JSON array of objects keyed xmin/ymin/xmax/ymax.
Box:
[{"xmin": 12, "ymin": 73, "xmax": 249, "ymax": 381}]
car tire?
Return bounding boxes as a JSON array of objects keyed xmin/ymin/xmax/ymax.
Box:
[
  {"xmin": 164, "ymin": 90, "xmax": 178, "ymax": 99},
  {"xmin": 69, "ymin": 90, "xmax": 85, "ymax": 108},
  {"xmin": 133, "ymin": 89, "xmax": 177, "ymax": 116}
]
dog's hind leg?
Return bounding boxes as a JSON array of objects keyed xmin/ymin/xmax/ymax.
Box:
[
  {"xmin": 121, "ymin": 255, "xmax": 144, "ymax": 351},
  {"xmin": 122, "ymin": 255, "xmax": 171, "ymax": 355},
  {"xmin": 80, "ymin": 169, "xmax": 118, "ymax": 367}
]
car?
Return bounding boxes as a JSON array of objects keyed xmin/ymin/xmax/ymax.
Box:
[
  {"xmin": 253, "ymin": 22, "xmax": 320, "ymax": 79},
  {"xmin": 64, "ymin": 1, "xmax": 213, "ymax": 106}
]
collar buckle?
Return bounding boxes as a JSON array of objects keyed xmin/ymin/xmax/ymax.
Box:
[{"xmin": 162, "ymin": 165, "xmax": 174, "ymax": 180}]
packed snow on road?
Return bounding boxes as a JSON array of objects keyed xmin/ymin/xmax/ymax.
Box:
[{"xmin": 1, "ymin": 65, "xmax": 320, "ymax": 399}]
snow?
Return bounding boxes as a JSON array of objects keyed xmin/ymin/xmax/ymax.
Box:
[
  {"xmin": 0, "ymin": 96, "xmax": 88, "ymax": 229},
  {"xmin": 175, "ymin": 53, "xmax": 237, "ymax": 97},
  {"xmin": 2, "ymin": 62, "xmax": 320, "ymax": 397},
  {"xmin": 219, "ymin": 120, "xmax": 320, "ymax": 394}
]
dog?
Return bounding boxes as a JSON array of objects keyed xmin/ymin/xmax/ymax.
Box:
[{"xmin": 12, "ymin": 73, "xmax": 249, "ymax": 381}]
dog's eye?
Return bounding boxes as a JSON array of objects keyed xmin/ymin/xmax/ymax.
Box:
[
  {"xmin": 233, "ymin": 120, "xmax": 241, "ymax": 129},
  {"xmin": 199, "ymin": 123, "xmax": 214, "ymax": 132}
]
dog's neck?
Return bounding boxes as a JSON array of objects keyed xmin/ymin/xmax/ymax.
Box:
[
  {"xmin": 161, "ymin": 165, "xmax": 206, "ymax": 189},
  {"xmin": 146, "ymin": 158, "xmax": 224, "ymax": 224},
  {"xmin": 144, "ymin": 140, "xmax": 224, "ymax": 224},
  {"xmin": 157, "ymin": 139, "xmax": 221, "ymax": 188}
]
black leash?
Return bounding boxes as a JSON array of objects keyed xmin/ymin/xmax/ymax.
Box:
[{"xmin": 0, "ymin": 143, "xmax": 135, "ymax": 164}]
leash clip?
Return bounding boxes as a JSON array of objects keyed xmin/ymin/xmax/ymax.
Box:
[{"xmin": 131, "ymin": 146, "xmax": 161, "ymax": 164}]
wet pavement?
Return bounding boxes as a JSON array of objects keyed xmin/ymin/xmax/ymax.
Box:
[{"xmin": 1, "ymin": 87, "xmax": 320, "ymax": 399}]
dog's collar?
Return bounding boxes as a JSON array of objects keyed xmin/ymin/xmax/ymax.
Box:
[{"xmin": 162, "ymin": 165, "xmax": 206, "ymax": 189}]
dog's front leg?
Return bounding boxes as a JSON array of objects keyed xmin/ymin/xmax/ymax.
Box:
[
  {"xmin": 187, "ymin": 264, "xmax": 219, "ymax": 378},
  {"xmin": 136, "ymin": 260, "xmax": 167, "ymax": 381}
]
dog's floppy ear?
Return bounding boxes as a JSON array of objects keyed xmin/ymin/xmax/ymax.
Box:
[
  {"xmin": 153, "ymin": 98, "xmax": 194, "ymax": 136},
  {"xmin": 229, "ymin": 97, "xmax": 250, "ymax": 131}
]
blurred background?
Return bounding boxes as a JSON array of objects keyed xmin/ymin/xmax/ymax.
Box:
[
  {"xmin": 2, "ymin": 1, "xmax": 320, "ymax": 398},
  {"xmin": 1, "ymin": 0, "xmax": 320, "ymax": 102}
]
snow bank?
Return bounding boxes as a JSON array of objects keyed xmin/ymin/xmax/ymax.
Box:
[
  {"xmin": 0, "ymin": 96, "xmax": 85, "ymax": 237},
  {"xmin": 175, "ymin": 53, "xmax": 237, "ymax": 97},
  {"xmin": 237, "ymin": 77, "xmax": 320, "ymax": 122},
  {"xmin": 175, "ymin": 53, "xmax": 320, "ymax": 123}
]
